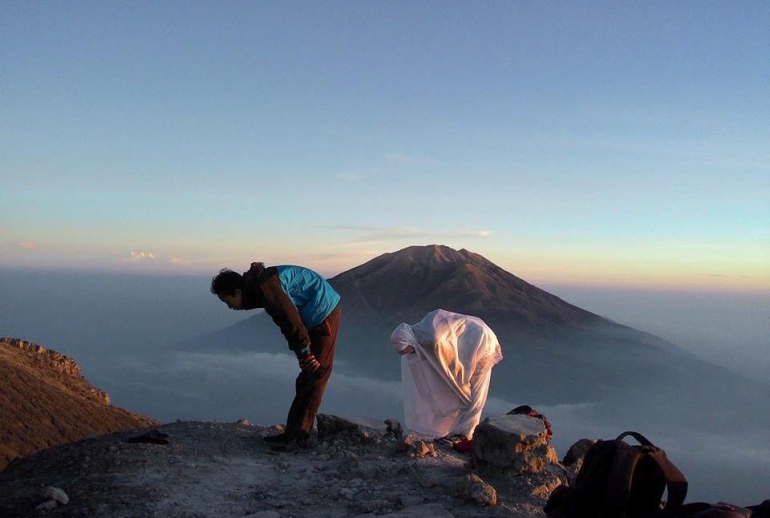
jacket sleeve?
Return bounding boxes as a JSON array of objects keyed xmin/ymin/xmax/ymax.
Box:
[{"xmin": 256, "ymin": 271, "xmax": 312, "ymax": 354}]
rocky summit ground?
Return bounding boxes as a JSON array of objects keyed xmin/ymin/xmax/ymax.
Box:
[{"xmin": 0, "ymin": 418, "xmax": 552, "ymax": 518}]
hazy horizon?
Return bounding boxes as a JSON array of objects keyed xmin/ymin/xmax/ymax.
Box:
[
  {"xmin": 542, "ymin": 282, "xmax": 770, "ymax": 384},
  {"xmin": 1, "ymin": 268, "xmax": 768, "ymax": 504}
]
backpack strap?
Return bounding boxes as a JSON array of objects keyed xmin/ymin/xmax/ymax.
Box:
[
  {"xmin": 617, "ymin": 431, "xmax": 654, "ymax": 447},
  {"xmin": 616, "ymin": 431, "xmax": 689, "ymax": 511},
  {"xmin": 647, "ymin": 449, "xmax": 688, "ymax": 509}
]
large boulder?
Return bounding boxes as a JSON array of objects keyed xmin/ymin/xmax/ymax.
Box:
[{"xmin": 472, "ymin": 414, "xmax": 559, "ymax": 473}]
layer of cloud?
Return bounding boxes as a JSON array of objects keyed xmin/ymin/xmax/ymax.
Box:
[
  {"xmin": 125, "ymin": 251, "xmax": 156, "ymax": 261},
  {"xmin": 9, "ymin": 239, "xmax": 36, "ymax": 250},
  {"xmin": 118, "ymin": 252, "xmax": 192, "ymax": 267},
  {"xmin": 168, "ymin": 256, "xmax": 192, "ymax": 265},
  {"xmin": 95, "ymin": 347, "xmax": 770, "ymax": 504}
]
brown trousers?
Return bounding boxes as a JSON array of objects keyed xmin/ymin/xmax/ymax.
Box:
[{"xmin": 286, "ymin": 305, "xmax": 341, "ymax": 435}]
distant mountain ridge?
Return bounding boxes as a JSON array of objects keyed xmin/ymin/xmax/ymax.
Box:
[{"xmin": 0, "ymin": 338, "xmax": 157, "ymax": 472}]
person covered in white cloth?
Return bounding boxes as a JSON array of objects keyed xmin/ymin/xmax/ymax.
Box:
[{"xmin": 389, "ymin": 309, "xmax": 503, "ymax": 441}]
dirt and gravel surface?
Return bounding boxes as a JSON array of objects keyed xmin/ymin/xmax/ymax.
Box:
[{"xmin": 0, "ymin": 420, "xmax": 549, "ymax": 518}]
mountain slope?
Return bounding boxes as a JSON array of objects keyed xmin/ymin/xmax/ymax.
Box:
[
  {"xmin": 0, "ymin": 338, "xmax": 158, "ymax": 472},
  {"xmin": 329, "ymin": 244, "xmax": 605, "ymax": 333}
]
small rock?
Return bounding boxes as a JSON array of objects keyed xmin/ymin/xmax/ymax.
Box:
[
  {"xmin": 409, "ymin": 440, "xmax": 435, "ymax": 458},
  {"xmin": 452, "ymin": 473, "xmax": 497, "ymax": 506},
  {"xmin": 341, "ymin": 449, "xmax": 359, "ymax": 461},
  {"xmin": 384, "ymin": 418, "xmax": 403, "ymax": 440},
  {"xmin": 43, "ymin": 486, "xmax": 69, "ymax": 505}
]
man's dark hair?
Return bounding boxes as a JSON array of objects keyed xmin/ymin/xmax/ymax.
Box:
[{"xmin": 210, "ymin": 268, "xmax": 243, "ymax": 296}]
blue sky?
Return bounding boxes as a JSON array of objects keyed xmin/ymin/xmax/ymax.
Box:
[{"xmin": 2, "ymin": 1, "xmax": 768, "ymax": 289}]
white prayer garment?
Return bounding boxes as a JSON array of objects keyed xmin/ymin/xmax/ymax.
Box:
[{"xmin": 390, "ymin": 309, "xmax": 503, "ymax": 439}]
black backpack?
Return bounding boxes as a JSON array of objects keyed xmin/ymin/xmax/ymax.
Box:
[{"xmin": 545, "ymin": 431, "xmax": 688, "ymax": 518}]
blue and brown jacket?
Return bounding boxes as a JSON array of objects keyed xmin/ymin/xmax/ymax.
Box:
[{"xmin": 241, "ymin": 262, "xmax": 340, "ymax": 353}]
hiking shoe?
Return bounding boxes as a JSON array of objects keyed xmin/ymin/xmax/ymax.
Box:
[
  {"xmin": 267, "ymin": 433, "xmax": 311, "ymax": 453},
  {"xmin": 262, "ymin": 431, "xmax": 310, "ymax": 445},
  {"xmin": 262, "ymin": 432, "xmax": 294, "ymax": 444}
]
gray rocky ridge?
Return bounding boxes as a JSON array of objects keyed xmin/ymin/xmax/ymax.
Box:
[{"xmin": 0, "ymin": 413, "xmax": 578, "ymax": 517}]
